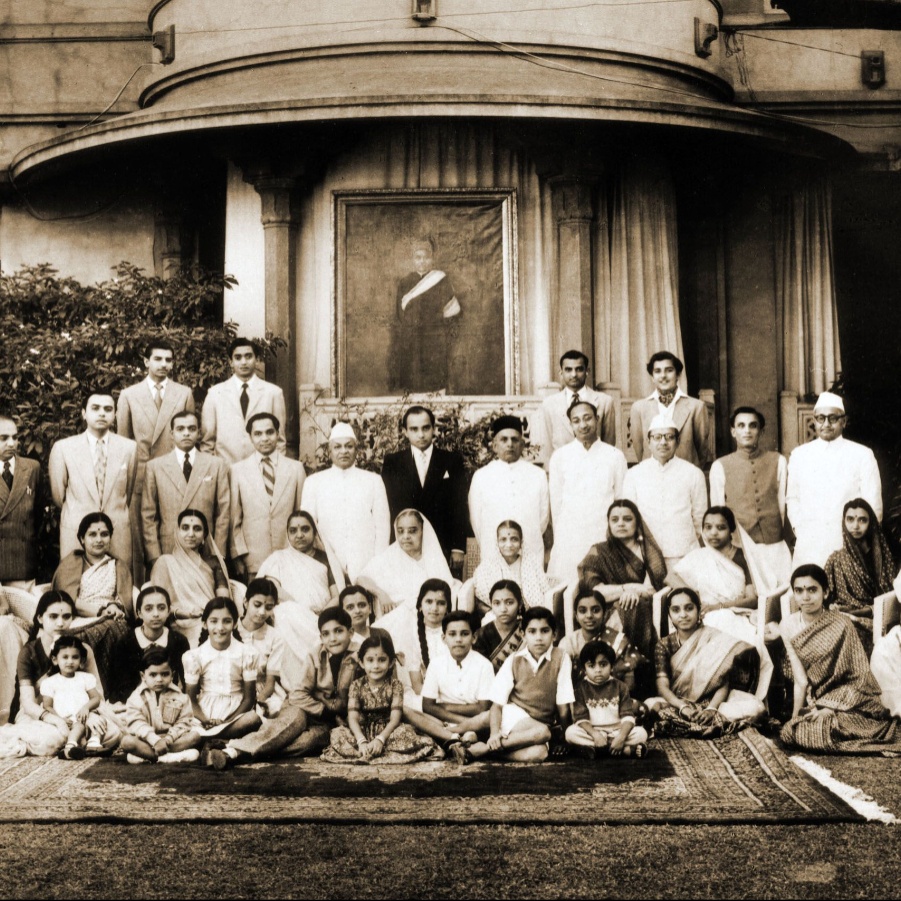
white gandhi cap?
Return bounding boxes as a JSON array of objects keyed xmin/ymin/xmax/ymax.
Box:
[
  {"xmin": 648, "ymin": 413, "xmax": 677, "ymax": 434},
  {"xmin": 813, "ymin": 391, "xmax": 845, "ymax": 413},
  {"xmin": 329, "ymin": 422, "xmax": 357, "ymax": 441}
]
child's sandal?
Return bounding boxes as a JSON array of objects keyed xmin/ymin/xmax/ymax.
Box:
[
  {"xmin": 460, "ymin": 731, "xmax": 478, "ymax": 746},
  {"xmin": 633, "ymin": 743, "xmax": 648, "ymax": 759}
]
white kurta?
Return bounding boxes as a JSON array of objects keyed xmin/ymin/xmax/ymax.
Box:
[
  {"xmin": 300, "ymin": 465, "xmax": 390, "ymax": 581},
  {"xmin": 622, "ymin": 457, "xmax": 707, "ymax": 563},
  {"xmin": 786, "ymin": 436, "xmax": 882, "ymax": 567},
  {"xmin": 468, "ymin": 459, "xmax": 549, "ymax": 556},
  {"xmin": 547, "ymin": 438, "xmax": 627, "ymax": 583}
]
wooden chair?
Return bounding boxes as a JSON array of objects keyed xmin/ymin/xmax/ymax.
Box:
[
  {"xmin": 1, "ymin": 585, "xmax": 39, "ymax": 626},
  {"xmin": 874, "ymin": 591, "xmax": 900, "ymax": 641}
]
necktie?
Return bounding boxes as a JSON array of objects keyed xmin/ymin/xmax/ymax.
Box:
[
  {"xmin": 153, "ymin": 384, "xmax": 162, "ymax": 411},
  {"xmin": 95, "ymin": 440, "xmax": 106, "ymax": 499},
  {"xmin": 183, "ymin": 452, "xmax": 193, "ymax": 483},
  {"xmin": 416, "ymin": 450, "xmax": 427, "ymax": 487},
  {"xmin": 2, "ymin": 461, "xmax": 11, "ymax": 490},
  {"xmin": 240, "ymin": 383, "xmax": 249, "ymax": 419},
  {"xmin": 262, "ymin": 455, "xmax": 275, "ymax": 498}
]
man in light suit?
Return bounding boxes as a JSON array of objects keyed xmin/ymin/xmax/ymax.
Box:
[
  {"xmin": 629, "ymin": 350, "xmax": 711, "ymax": 468},
  {"xmin": 117, "ymin": 341, "xmax": 195, "ymax": 579},
  {"xmin": 0, "ymin": 413, "xmax": 41, "ymax": 587},
  {"xmin": 230, "ymin": 412, "xmax": 306, "ymax": 580},
  {"xmin": 530, "ymin": 350, "xmax": 616, "ymax": 467},
  {"xmin": 49, "ymin": 391, "xmax": 138, "ymax": 568},
  {"xmin": 141, "ymin": 410, "xmax": 230, "ymax": 569},
  {"xmin": 380, "ymin": 405, "xmax": 468, "ymax": 574},
  {"xmin": 201, "ymin": 338, "xmax": 287, "ymax": 466}
]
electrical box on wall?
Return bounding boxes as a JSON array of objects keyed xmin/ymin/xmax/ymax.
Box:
[{"xmin": 861, "ymin": 51, "xmax": 886, "ymax": 88}]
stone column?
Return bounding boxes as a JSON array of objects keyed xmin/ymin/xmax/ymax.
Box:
[
  {"xmin": 549, "ymin": 176, "xmax": 596, "ymax": 364},
  {"xmin": 245, "ymin": 173, "xmax": 300, "ymax": 458}
]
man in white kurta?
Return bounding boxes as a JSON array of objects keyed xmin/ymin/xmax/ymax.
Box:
[
  {"xmin": 530, "ymin": 350, "xmax": 616, "ymax": 467},
  {"xmin": 787, "ymin": 392, "xmax": 882, "ymax": 568},
  {"xmin": 548, "ymin": 400, "xmax": 627, "ymax": 583},
  {"xmin": 622, "ymin": 417, "xmax": 707, "ymax": 569},
  {"xmin": 469, "ymin": 416, "xmax": 550, "ymax": 558},
  {"xmin": 300, "ymin": 423, "xmax": 390, "ymax": 582}
]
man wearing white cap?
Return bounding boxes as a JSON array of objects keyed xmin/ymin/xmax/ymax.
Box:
[
  {"xmin": 468, "ymin": 415, "xmax": 549, "ymax": 557},
  {"xmin": 622, "ymin": 415, "xmax": 707, "ymax": 570},
  {"xmin": 786, "ymin": 392, "xmax": 882, "ymax": 567},
  {"xmin": 300, "ymin": 422, "xmax": 390, "ymax": 581}
]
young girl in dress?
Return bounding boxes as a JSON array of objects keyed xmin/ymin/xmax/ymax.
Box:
[
  {"xmin": 183, "ymin": 598, "xmax": 261, "ymax": 743},
  {"xmin": 473, "ymin": 580, "xmax": 525, "ymax": 673},
  {"xmin": 42, "ymin": 635, "xmax": 117, "ymax": 759},
  {"xmin": 339, "ymin": 585, "xmax": 377, "ymax": 646},
  {"xmin": 237, "ymin": 579, "xmax": 285, "ymax": 717},
  {"xmin": 321, "ymin": 631, "xmax": 439, "ymax": 765},
  {"xmin": 559, "ymin": 592, "xmax": 648, "ymax": 693},
  {"xmin": 107, "ymin": 586, "xmax": 191, "ymax": 703}
]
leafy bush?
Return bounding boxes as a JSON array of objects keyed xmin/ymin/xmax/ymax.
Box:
[{"xmin": 0, "ymin": 262, "xmax": 282, "ymax": 575}]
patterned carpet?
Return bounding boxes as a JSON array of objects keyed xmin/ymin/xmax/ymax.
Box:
[{"xmin": 0, "ymin": 729, "xmax": 862, "ymax": 825}]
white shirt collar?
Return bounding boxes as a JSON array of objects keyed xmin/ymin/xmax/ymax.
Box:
[
  {"xmin": 2, "ymin": 457, "xmax": 15, "ymax": 474},
  {"xmin": 649, "ymin": 386, "xmax": 686, "ymax": 405},
  {"xmin": 174, "ymin": 447, "xmax": 196, "ymax": 465},
  {"xmin": 514, "ymin": 643, "xmax": 554, "ymax": 670},
  {"xmin": 85, "ymin": 432, "xmax": 108, "ymax": 450},
  {"xmin": 230, "ymin": 374, "xmax": 258, "ymax": 391},
  {"xmin": 135, "ymin": 626, "xmax": 169, "ymax": 650},
  {"xmin": 254, "ymin": 450, "xmax": 278, "ymax": 465},
  {"xmin": 146, "ymin": 377, "xmax": 169, "ymax": 395},
  {"xmin": 564, "ymin": 386, "xmax": 588, "ymax": 404}
]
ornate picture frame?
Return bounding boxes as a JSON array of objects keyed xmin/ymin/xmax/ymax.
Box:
[{"xmin": 333, "ymin": 188, "xmax": 518, "ymax": 398}]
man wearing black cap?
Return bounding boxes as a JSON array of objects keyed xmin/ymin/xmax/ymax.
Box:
[{"xmin": 468, "ymin": 415, "xmax": 549, "ymax": 557}]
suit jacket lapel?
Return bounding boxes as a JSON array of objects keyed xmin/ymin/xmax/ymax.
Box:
[
  {"xmin": 74, "ymin": 435, "xmax": 101, "ymax": 506},
  {"xmin": 152, "ymin": 384, "xmax": 179, "ymax": 447},
  {"xmin": 670, "ymin": 397, "xmax": 692, "ymax": 431},
  {"xmin": 246, "ymin": 379, "xmax": 263, "ymax": 419},
  {"xmin": 101, "ymin": 436, "xmax": 122, "ymax": 507},
  {"xmin": 2, "ymin": 459, "xmax": 29, "ymax": 515},
  {"xmin": 183, "ymin": 453, "xmax": 209, "ymax": 506},
  {"xmin": 0, "ymin": 466, "xmax": 10, "ymax": 514},
  {"xmin": 162, "ymin": 452, "xmax": 188, "ymax": 495},
  {"xmin": 422, "ymin": 448, "xmax": 445, "ymax": 492}
]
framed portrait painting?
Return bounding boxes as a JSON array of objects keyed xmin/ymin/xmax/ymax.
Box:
[{"xmin": 334, "ymin": 189, "xmax": 518, "ymax": 397}]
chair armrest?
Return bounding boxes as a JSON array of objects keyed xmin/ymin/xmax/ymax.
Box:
[
  {"xmin": 652, "ymin": 587, "xmax": 669, "ymax": 639},
  {"xmin": 874, "ymin": 591, "xmax": 900, "ymax": 641},
  {"xmin": 457, "ymin": 579, "xmax": 475, "ymax": 613}
]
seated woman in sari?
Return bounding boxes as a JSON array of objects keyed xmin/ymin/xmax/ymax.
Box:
[
  {"xmin": 0, "ymin": 591, "xmax": 118, "ymax": 758},
  {"xmin": 780, "ymin": 564, "xmax": 901, "ymax": 753},
  {"xmin": 363, "ymin": 509, "xmax": 456, "ymax": 621},
  {"xmin": 647, "ymin": 587, "xmax": 764, "ymax": 738},
  {"xmin": 666, "ymin": 506, "xmax": 773, "ymax": 701},
  {"xmin": 473, "ymin": 520, "xmax": 550, "ymax": 615},
  {"xmin": 257, "ymin": 510, "xmax": 343, "ymax": 615},
  {"xmin": 824, "ymin": 498, "xmax": 894, "ymax": 656},
  {"xmin": 51, "ymin": 512, "xmax": 133, "ymax": 692},
  {"xmin": 149, "ymin": 509, "xmax": 231, "ymax": 648},
  {"xmin": 576, "ymin": 500, "xmax": 664, "ymax": 660}
]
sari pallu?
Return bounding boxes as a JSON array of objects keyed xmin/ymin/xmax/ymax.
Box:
[
  {"xmin": 780, "ymin": 609, "xmax": 901, "ymax": 753},
  {"xmin": 576, "ymin": 535, "xmax": 665, "ymax": 660},
  {"xmin": 650, "ymin": 626, "xmax": 763, "ymax": 738}
]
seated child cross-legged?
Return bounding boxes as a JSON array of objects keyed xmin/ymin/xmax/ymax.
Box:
[
  {"xmin": 120, "ymin": 647, "xmax": 202, "ymax": 764},
  {"xmin": 469, "ymin": 607, "xmax": 573, "ymax": 763},
  {"xmin": 565, "ymin": 640, "xmax": 649, "ymax": 759},
  {"xmin": 42, "ymin": 635, "xmax": 120, "ymax": 760},
  {"xmin": 322, "ymin": 631, "xmax": 440, "ymax": 765},
  {"xmin": 208, "ymin": 607, "xmax": 360, "ymax": 769},
  {"xmin": 183, "ymin": 598, "xmax": 262, "ymax": 756},
  {"xmin": 411, "ymin": 610, "xmax": 494, "ymax": 762}
]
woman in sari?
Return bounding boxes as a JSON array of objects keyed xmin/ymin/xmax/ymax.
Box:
[
  {"xmin": 149, "ymin": 509, "xmax": 231, "ymax": 648},
  {"xmin": 666, "ymin": 506, "xmax": 773, "ymax": 700},
  {"xmin": 824, "ymin": 498, "xmax": 894, "ymax": 655},
  {"xmin": 780, "ymin": 564, "xmax": 901, "ymax": 753},
  {"xmin": 51, "ymin": 512, "xmax": 133, "ymax": 691},
  {"xmin": 647, "ymin": 587, "xmax": 764, "ymax": 738},
  {"xmin": 473, "ymin": 520, "xmax": 550, "ymax": 614},
  {"xmin": 576, "ymin": 500, "xmax": 665, "ymax": 660}
]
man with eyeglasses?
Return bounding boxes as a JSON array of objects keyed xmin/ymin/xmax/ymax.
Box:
[
  {"xmin": 787, "ymin": 391, "xmax": 882, "ymax": 567},
  {"xmin": 622, "ymin": 415, "xmax": 707, "ymax": 570}
]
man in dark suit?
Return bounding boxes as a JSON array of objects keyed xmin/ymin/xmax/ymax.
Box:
[
  {"xmin": 381, "ymin": 405, "xmax": 468, "ymax": 575},
  {"xmin": 0, "ymin": 413, "xmax": 41, "ymax": 587}
]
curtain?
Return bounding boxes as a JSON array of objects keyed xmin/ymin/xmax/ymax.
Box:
[
  {"xmin": 594, "ymin": 152, "xmax": 685, "ymax": 397},
  {"xmin": 295, "ymin": 123, "xmax": 552, "ymax": 395},
  {"xmin": 776, "ymin": 175, "xmax": 841, "ymax": 398}
]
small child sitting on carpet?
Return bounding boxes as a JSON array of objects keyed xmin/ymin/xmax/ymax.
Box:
[
  {"xmin": 42, "ymin": 636, "xmax": 119, "ymax": 760},
  {"xmin": 121, "ymin": 647, "xmax": 202, "ymax": 764},
  {"xmin": 468, "ymin": 606, "xmax": 573, "ymax": 763},
  {"xmin": 322, "ymin": 631, "xmax": 440, "ymax": 764},
  {"xmin": 565, "ymin": 640, "xmax": 648, "ymax": 758}
]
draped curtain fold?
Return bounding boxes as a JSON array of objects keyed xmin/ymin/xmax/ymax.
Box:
[
  {"xmin": 776, "ymin": 175, "xmax": 841, "ymax": 398},
  {"xmin": 594, "ymin": 153, "xmax": 685, "ymax": 397}
]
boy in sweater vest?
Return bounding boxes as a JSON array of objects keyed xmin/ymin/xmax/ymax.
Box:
[{"xmin": 469, "ymin": 606, "xmax": 573, "ymax": 762}]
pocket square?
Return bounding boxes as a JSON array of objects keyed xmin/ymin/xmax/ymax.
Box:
[
  {"xmin": 443, "ymin": 471, "xmax": 450, "ymax": 479},
  {"xmin": 26, "ymin": 486, "xmax": 33, "ymax": 495},
  {"xmin": 203, "ymin": 476, "xmax": 212, "ymax": 482}
]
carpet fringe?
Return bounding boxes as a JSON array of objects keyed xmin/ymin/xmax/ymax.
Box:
[{"xmin": 789, "ymin": 755, "xmax": 898, "ymax": 824}]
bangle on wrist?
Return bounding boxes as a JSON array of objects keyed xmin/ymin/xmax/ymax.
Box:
[{"xmin": 39, "ymin": 710, "xmax": 47, "ymax": 721}]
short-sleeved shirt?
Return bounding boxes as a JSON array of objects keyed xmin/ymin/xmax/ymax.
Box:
[
  {"xmin": 41, "ymin": 671, "xmax": 96, "ymax": 718},
  {"xmin": 183, "ymin": 640, "xmax": 259, "ymax": 694},
  {"xmin": 421, "ymin": 650, "xmax": 495, "ymax": 706}
]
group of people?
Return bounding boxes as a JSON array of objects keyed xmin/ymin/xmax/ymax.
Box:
[{"xmin": 0, "ymin": 340, "xmax": 900, "ymax": 766}]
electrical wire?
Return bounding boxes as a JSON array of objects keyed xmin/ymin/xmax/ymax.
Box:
[{"xmin": 77, "ymin": 62, "xmax": 161, "ymax": 132}]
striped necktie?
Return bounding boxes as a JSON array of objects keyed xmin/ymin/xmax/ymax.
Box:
[
  {"xmin": 153, "ymin": 383, "xmax": 162, "ymax": 410},
  {"xmin": 261, "ymin": 455, "xmax": 275, "ymax": 499},
  {"xmin": 94, "ymin": 440, "xmax": 107, "ymax": 499}
]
